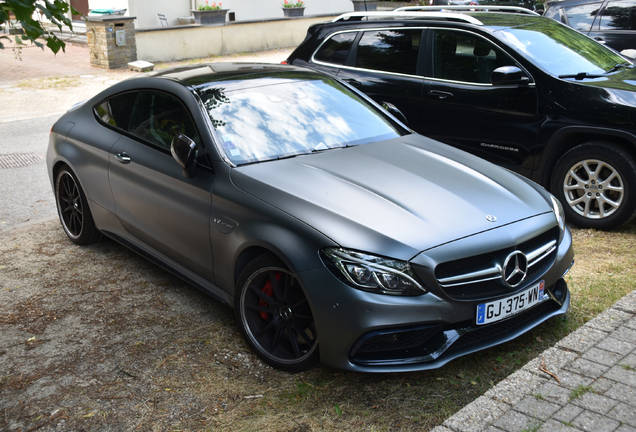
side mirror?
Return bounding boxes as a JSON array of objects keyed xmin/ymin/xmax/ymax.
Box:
[
  {"xmin": 171, "ymin": 133, "xmax": 197, "ymax": 178},
  {"xmin": 381, "ymin": 101, "xmax": 409, "ymax": 126},
  {"xmin": 491, "ymin": 66, "xmax": 530, "ymax": 86}
]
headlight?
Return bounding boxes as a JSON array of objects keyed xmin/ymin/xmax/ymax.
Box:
[
  {"xmin": 321, "ymin": 248, "xmax": 427, "ymax": 296},
  {"xmin": 550, "ymin": 194, "xmax": 566, "ymax": 238}
]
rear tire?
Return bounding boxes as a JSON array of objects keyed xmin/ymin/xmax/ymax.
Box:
[
  {"xmin": 235, "ymin": 254, "xmax": 320, "ymax": 373},
  {"xmin": 55, "ymin": 166, "xmax": 101, "ymax": 245},
  {"xmin": 551, "ymin": 142, "xmax": 636, "ymax": 230}
]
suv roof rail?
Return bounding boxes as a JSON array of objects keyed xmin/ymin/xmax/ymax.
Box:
[
  {"xmin": 332, "ymin": 11, "xmax": 484, "ymax": 25},
  {"xmin": 394, "ymin": 5, "xmax": 540, "ymax": 16}
]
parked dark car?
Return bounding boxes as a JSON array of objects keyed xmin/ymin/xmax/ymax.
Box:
[
  {"xmin": 544, "ymin": 0, "xmax": 636, "ymax": 54},
  {"xmin": 47, "ymin": 63, "xmax": 573, "ymax": 373},
  {"xmin": 286, "ymin": 9, "xmax": 636, "ymax": 231}
]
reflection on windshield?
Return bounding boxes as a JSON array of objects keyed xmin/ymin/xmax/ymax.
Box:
[
  {"xmin": 495, "ymin": 20, "xmax": 626, "ymax": 77},
  {"xmin": 198, "ymin": 79, "xmax": 402, "ymax": 165}
]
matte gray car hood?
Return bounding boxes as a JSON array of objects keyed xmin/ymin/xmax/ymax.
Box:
[{"xmin": 231, "ymin": 134, "xmax": 552, "ymax": 259}]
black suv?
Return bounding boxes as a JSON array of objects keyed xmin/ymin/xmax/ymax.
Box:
[
  {"xmin": 544, "ymin": 0, "xmax": 636, "ymax": 54},
  {"xmin": 286, "ymin": 8, "xmax": 636, "ymax": 230}
]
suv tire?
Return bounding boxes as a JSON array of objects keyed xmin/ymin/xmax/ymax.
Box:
[{"xmin": 551, "ymin": 142, "xmax": 636, "ymax": 230}]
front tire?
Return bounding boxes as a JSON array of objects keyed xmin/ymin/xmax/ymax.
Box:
[
  {"xmin": 55, "ymin": 166, "xmax": 101, "ymax": 245},
  {"xmin": 235, "ymin": 254, "xmax": 320, "ymax": 373},
  {"xmin": 551, "ymin": 142, "xmax": 636, "ymax": 230}
]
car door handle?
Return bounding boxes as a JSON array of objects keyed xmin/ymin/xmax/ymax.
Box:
[
  {"xmin": 115, "ymin": 152, "xmax": 131, "ymax": 164},
  {"xmin": 594, "ymin": 37, "xmax": 606, "ymax": 44},
  {"xmin": 343, "ymin": 78, "xmax": 361, "ymax": 88},
  {"xmin": 429, "ymin": 90, "xmax": 454, "ymax": 100}
]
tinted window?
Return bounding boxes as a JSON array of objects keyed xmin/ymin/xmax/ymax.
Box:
[
  {"xmin": 314, "ymin": 32, "xmax": 356, "ymax": 65},
  {"xmin": 433, "ymin": 30, "xmax": 515, "ymax": 83},
  {"xmin": 94, "ymin": 92, "xmax": 137, "ymax": 130},
  {"xmin": 355, "ymin": 29, "xmax": 421, "ymax": 75},
  {"xmin": 563, "ymin": 2, "xmax": 603, "ymax": 31},
  {"xmin": 199, "ymin": 79, "xmax": 403, "ymax": 165},
  {"xmin": 127, "ymin": 92, "xmax": 200, "ymax": 151},
  {"xmin": 599, "ymin": 0, "xmax": 636, "ymax": 30}
]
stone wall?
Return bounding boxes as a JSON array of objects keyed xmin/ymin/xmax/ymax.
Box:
[{"xmin": 86, "ymin": 16, "xmax": 137, "ymax": 69}]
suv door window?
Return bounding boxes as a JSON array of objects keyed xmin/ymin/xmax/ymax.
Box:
[
  {"xmin": 355, "ymin": 29, "xmax": 422, "ymax": 75},
  {"xmin": 314, "ymin": 32, "xmax": 357, "ymax": 65},
  {"xmin": 599, "ymin": 0, "xmax": 636, "ymax": 30},
  {"xmin": 433, "ymin": 30, "xmax": 514, "ymax": 84},
  {"xmin": 563, "ymin": 2, "xmax": 603, "ymax": 31}
]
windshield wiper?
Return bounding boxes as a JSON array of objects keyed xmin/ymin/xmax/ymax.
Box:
[
  {"xmin": 558, "ymin": 72, "xmax": 605, "ymax": 80},
  {"xmin": 606, "ymin": 62, "xmax": 633, "ymax": 74}
]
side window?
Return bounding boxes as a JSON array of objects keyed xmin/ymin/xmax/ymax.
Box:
[
  {"xmin": 564, "ymin": 2, "xmax": 603, "ymax": 31},
  {"xmin": 599, "ymin": 0, "xmax": 636, "ymax": 30},
  {"xmin": 354, "ymin": 29, "xmax": 421, "ymax": 75},
  {"xmin": 433, "ymin": 30, "xmax": 515, "ymax": 84},
  {"xmin": 127, "ymin": 92, "xmax": 200, "ymax": 151},
  {"xmin": 314, "ymin": 32, "xmax": 357, "ymax": 65},
  {"xmin": 94, "ymin": 92, "xmax": 137, "ymax": 130}
]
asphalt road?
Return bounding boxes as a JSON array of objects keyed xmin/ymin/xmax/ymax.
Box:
[{"xmin": 0, "ymin": 114, "xmax": 60, "ymax": 231}]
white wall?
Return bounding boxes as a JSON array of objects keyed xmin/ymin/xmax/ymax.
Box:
[{"xmin": 87, "ymin": 0, "xmax": 352, "ymax": 29}]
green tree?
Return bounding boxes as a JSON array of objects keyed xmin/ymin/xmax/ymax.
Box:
[{"xmin": 0, "ymin": 0, "xmax": 80, "ymax": 53}]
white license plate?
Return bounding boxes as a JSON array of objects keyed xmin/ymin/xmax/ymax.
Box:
[{"xmin": 476, "ymin": 281, "xmax": 545, "ymax": 325}]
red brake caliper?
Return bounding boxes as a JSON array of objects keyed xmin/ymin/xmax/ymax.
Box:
[{"xmin": 259, "ymin": 272, "xmax": 282, "ymax": 321}]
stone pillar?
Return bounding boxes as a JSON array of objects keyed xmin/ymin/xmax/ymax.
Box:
[{"xmin": 86, "ymin": 16, "xmax": 137, "ymax": 69}]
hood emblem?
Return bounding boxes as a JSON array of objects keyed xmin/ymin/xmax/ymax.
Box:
[
  {"xmin": 502, "ymin": 251, "xmax": 528, "ymax": 288},
  {"xmin": 486, "ymin": 215, "xmax": 497, "ymax": 222}
]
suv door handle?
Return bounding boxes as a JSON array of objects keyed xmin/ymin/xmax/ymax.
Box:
[
  {"xmin": 115, "ymin": 152, "xmax": 131, "ymax": 164},
  {"xmin": 429, "ymin": 90, "xmax": 454, "ymax": 100},
  {"xmin": 594, "ymin": 37, "xmax": 606, "ymax": 44},
  {"xmin": 343, "ymin": 78, "xmax": 361, "ymax": 88}
]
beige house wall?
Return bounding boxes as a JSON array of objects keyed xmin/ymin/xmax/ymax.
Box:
[{"xmin": 135, "ymin": 16, "xmax": 337, "ymax": 62}]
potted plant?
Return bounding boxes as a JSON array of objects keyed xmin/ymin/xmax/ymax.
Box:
[
  {"xmin": 282, "ymin": 0, "xmax": 306, "ymax": 17},
  {"xmin": 351, "ymin": 0, "xmax": 379, "ymax": 11},
  {"xmin": 191, "ymin": 1, "xmax": 229, "ymax": 25}
]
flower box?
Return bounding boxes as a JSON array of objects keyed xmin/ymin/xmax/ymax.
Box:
[
  {"xmin": 282, "ymin": 7, "xmax": 305, "ymax": 17},
  {"xmin": 191, "ymin": 9, "xmax": 229, "ymax": 25}
]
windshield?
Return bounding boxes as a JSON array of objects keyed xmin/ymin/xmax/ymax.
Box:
[
  {"xmin": 493, "ymin": 20, "xmax": 628, "ymax": 77},
  {"xmin": 198, "ymin": 78, "xmax": 403, "ymax": 165}
]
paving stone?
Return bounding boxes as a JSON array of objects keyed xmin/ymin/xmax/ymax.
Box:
[
  {"xmin": 484, "ymin": 369, "xmax": 549, "ymax": 406},
  {"xmin": 582, "ymin": 347, "xmax": 625, "ymax": 367},
  {"xmin": 616, "ymin": 425, "xmax": 636, "ymax": 432},
  {"xmin": 565, "ymin": 358, "xmax": 610, "ymax": 379},
  {"xmin": 572, "ymin": 409, "xmax": 620, "ymax": 432},
  {"xmin": 442, "ymin": 396, "xmax": 510, "ymax": 432},
  {"xmin": 620, "ymin": 353, "xmax": 636, "ymax": 369},
  {"xmin": 551, "ymin": 370, "xmax": 594, "ymax": 390},
  {"xmin": 556, "ymin": 328, "xmax": 609, "ymax": 354},
  {"xmin": 609, "ymin": 326, "xmax": 636, "ymax": 344},
  {"xmin": 514, "ymin": 396, "xmax": 561, "ymax": 421},
  {"xmin": 604, "ymin": 382, "xmax": 636, "ymax": 405},
  {"xmin": 429, "ymin": 427, "xmax": 455, "ymax": 432},
  {"xmin": 614, "ymin": 292, "xmax": 636, "ymax": 314},
  {"xmin": 535, "ymin": 382, "xmax": 572, "ymax": 406},
  {"xmin": 553, "ymin": 405, "xmax": 584, "ymax": 423},
  {"xmin": 604, "ymin": 365, "xmax": 636, "ymax": 387},
  {"xmin": 525, "ymin": 348, "xmax": 580, "ymax": 377},
  {"xmin": 596, "ymin": 337, "xmax": 636, "ymax": 356},
  {"xmin": 587, "ymin": 309, "xmax": 633, "ymax": 333},
  {"xmin": 537, "ymin": 419, "xmax": 582, "ymax": 432},
  {"xmin": 481, "ymin": 427, "xmax": 506, "ymax": 432},
  {"xmin": 591, "ymin": 377, "xmax": 617, "ymax": 394},
  {"xmin": 492, "ymin": 410, "xmax": 540, "ymax": 432},
  {"xmin": 608, "ymin": 402, "xmax": 636, "ymax": 427},
  {"xmin": 625, "ymin": 317, "xmax": 636, "ymax": 330},
  {"xmin": 570, "ymin": 391, "xmax": 619, "ymax": 415}
]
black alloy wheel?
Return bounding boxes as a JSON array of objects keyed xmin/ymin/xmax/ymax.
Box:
[
  {"xmin": 55, "ymin": 166, "xmax": 101, "ymax": 245},
  {"xmin": 235, "ymin": 254, "xmax": 320, "ymax": 372},
  {"xmin": 551, "ymin": 142, "xmax": 636, "ymax": 230}
]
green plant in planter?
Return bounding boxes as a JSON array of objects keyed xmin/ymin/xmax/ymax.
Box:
[{"xmin": 199, "ymin": 1, "xmax": 223, "ymax": 10}]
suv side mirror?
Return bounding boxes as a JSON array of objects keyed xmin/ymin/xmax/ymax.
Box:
[
  {"xmin": 381, "ymin": 101, "xmax": 409, "ymax": 126},
  {"xmin": 171, "ymin": 133, "xmax": 197, "ymax": 178},
  {"xmin": 491, "ymin": 66, "xmax": 530, "ymax": 86}
]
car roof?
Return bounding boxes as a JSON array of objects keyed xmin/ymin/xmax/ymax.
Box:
[{"xmin": 137, "ymin": 63, "xmax": 326, "ymax": 89}]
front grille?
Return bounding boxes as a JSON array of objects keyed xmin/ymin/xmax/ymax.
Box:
[{"xmin": 434, "ymin": 228, "xmax": 559, "ymax": 300}]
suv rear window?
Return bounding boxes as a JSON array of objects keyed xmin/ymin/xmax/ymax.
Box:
[
  {"xmin": 314, "ymin": 32, "xmax": 357, "ymax": 65},
  {"xmin": 355, "ymin": 29, "xmax": 421, "ymax": 75},
  {"xmin": 599, "ymin": 0, "xmax": 636, "ymax": 30},
  {"xmin": 564, "ymin": 2, "xmax": 603, "ymax": 31}
]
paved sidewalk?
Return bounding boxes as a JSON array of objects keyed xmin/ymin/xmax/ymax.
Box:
[{"xmin": 432, "ymin": 291, "xmax": 636, "ymax": 432}]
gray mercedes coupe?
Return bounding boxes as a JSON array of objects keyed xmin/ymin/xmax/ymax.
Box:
[{"xmin": 47, "ymin": 63, "xmax": 574, "ymax": 373}]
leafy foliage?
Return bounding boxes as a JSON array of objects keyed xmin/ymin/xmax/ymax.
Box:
[{"xmin": 0, "ymin": 0, "xmax": 80, "ymax": 53}]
